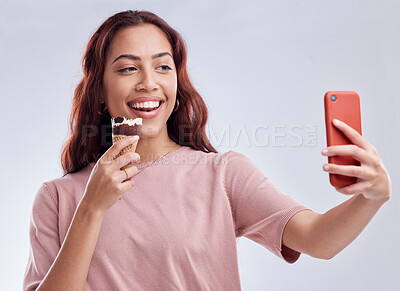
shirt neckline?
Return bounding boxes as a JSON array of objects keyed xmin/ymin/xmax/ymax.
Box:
[
  {"xmin": 87, "ymin": 146, "xmax": 189, "ymax": 171},
  {"xmin": 134, "ymin": 146, "xmax": 187, "ymax": 169}
]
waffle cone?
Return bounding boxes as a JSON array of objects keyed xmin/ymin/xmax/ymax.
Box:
[{"xmin": 112, "ymin": 134, "xmax": 139, "ymax": 170}]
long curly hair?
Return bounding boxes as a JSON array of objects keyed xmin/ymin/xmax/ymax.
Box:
[{"xmin": 60, "ymin": 10, "xmax": 217, "ymax": 176}]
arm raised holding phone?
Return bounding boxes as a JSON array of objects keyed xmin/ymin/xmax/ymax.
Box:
[{"xmin": 281, "ymin": 98, "xmax": 391, "ymax": 260}]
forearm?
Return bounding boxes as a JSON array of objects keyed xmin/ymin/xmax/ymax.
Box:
[
  {"xmin": 310, "ymin": 194, "xmax": 388, "ymax": 259},
  {"xmin": 37, "ymin": 201, "xmax": 104, "ymax": 291}
]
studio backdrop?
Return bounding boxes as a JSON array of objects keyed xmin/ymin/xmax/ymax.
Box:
[{"xmin": 0, "ymin": 0, "xmax": 399, "ymax": 290}]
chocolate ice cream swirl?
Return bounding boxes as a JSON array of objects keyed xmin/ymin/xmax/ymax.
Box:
[
  {"xmin": 112, "ymin": 123, "xmax": 142, "ymax": 136},
  {"xmin": 111, "ymin": 116, "xmax": 142, "ymax": 136}
]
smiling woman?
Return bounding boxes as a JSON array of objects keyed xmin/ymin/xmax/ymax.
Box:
[
  {"xmin": 102, "ymin": 24, "xmax": 178, "ymax": 150},
  {"xmin": 22, "ymin": 9, "xmax": 391, "ymax": 291},
  {"xmin": 59, "ymin": 10, "xmax": 217, "ymax": 174}
]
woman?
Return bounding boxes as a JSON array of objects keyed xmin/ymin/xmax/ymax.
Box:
[{"xmin": 23, "ymin": 10, "xmax": 391, "ymax": 290}]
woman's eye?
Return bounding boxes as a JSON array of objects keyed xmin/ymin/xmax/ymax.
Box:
[
  {"xmin": 118, "ymin": 66, "xmax": 172, "ymax": 73},
  {"xmin": 157, "ymin": 65, "xmax": 172, "ymax": 71},
  {"xmin": 118, "ymin": 67, "xmax": 137, "ymax": 73}
]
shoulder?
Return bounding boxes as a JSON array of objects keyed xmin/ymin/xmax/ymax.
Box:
[
  {"xmin": 222, "ymin": 150, "xmax": 250, "ymax": 161},
  {"xmin": 38, "ymin": 162, "xmax": 95, "ymax": 206}
]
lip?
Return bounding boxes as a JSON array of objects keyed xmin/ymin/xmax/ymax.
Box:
[{"xmin": 128, "ymin": 101, "xmax": 164, "ymax": 119}]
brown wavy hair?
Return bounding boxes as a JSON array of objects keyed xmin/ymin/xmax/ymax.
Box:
[{"xmin": 61, "ymin": 10, "xmax": 217, "ymax": 176}]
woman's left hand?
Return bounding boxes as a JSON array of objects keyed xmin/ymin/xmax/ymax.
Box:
[{"xmin": 321, "ymin": 119, "xmax": 391, "ymax": 201}]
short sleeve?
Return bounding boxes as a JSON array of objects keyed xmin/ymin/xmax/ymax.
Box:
[
  {"xmin": 223, "ymin": 151, "xmax": 311, "ymax": 264},
  {"xmin": 23, "ymin": 183, "xmax": 61, "ymax": 291}
]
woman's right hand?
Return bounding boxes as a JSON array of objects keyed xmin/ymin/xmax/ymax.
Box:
[{"xmin": 79, "ymin": 135, "xmax": 141, "ymax": 215}]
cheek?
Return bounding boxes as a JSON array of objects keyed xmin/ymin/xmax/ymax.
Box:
[
  {"xmin": 103, "ymin": 74, "xmax": 133, "ymax": 99},
  {"xmin": 160, "ymin": 75, "xmax": 177, "ymax": 102},
  {"xmin": 115, "ymin": 81, "xmax": 132, "ymax": 96}
]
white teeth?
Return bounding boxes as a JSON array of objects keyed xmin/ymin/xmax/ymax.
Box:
[{"xmin": 130, "ymin": 101, "xmax": 161, "ymax": 109}]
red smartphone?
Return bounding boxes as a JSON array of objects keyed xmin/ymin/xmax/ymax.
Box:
[{"xmin": 324, "ymin": 91, "xmax": 362, "ymax": 188}]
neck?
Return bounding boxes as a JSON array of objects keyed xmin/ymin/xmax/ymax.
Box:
[{"xmin": 135, "ymin": 126, "xmax": 181, "ymax": 164}]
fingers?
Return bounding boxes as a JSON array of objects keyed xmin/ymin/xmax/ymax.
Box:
[
  {"xmin": 116, "ymin": 160, "xmax": 141, "ymax": 200},
  {"xmin": 118, "ymin": 164, "xmax": 141, "ymax": 199},
  {"xmin": 103, "ymin": 135, "xmax": 139, "ymax": 163},
  {"xmin": 114, "ymin": 151, "xmax": 141, "ymax": 170},
  {"xmin": 323, "ymin": 163, "xmax": 375, "ymax": 180},
  {"xmin": 120, "ymin": 164, "xmax": 140, "ymax": 181},
  {"xmin": 321, "ymin": 144, "xmax": 371, "ymax": 164},
  {"xmin": 334, "ymin": 180, "xmax": 372, "ymax": 195},
  {"xmin": 117, "ymin": 165, "xmax": 139, "ymax": 200},
  {"xmin": 332, "ymin": 119, "xmax": 373, "ymax": 152}
]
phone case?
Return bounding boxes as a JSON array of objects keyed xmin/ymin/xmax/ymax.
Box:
[{"xmin": 324, "ymin": 91, "xmax": 362, "ymax": 188}]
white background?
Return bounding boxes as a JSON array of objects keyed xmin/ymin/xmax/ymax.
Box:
[{"xmin": 1, "ymin": 0, "xmax": 399, "ymax": 290}]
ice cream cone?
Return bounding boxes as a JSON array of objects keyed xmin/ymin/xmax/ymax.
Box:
[{"xmin": 111, "ymin": 116, "xmax": 142, "ymax": 170}]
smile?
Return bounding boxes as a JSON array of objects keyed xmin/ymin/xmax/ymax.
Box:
[
  {"xmin": 128, "ymin": 101, "xmax": 165, "ymax": 119},
  {"xmin": 129, "ymin": 101, "xmax": 162, "ymax": 112}
]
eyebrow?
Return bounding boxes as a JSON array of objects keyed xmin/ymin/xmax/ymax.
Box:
[{"xmin": 112, "ymin": 52, "xmax": 173, "ymax": 64}]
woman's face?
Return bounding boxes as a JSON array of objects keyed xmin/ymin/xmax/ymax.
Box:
[{"xmin": 102, "ymin": 24, "xmax": 177, "ymax": 138}]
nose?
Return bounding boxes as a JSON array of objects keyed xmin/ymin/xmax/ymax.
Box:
[{"xmin": 135, "ymin": 68, "xmax": 159, "ymax": 92}]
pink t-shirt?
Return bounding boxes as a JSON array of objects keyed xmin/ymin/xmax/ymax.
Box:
[{"xmin": 23, "ymin": 146, "xmax": 310, "ymax": 290}]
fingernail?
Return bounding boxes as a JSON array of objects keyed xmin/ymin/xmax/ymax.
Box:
[
  {"xmin": 333, "ymin": 119, "xmax": 340, "ymax": 125},
  {"xmin": 323, "ymin": 165, "xmax": 329, "ymax": 171},
  {"xmin": 322, "ymin": 149, "xmax": 328, "ymax": 154}
]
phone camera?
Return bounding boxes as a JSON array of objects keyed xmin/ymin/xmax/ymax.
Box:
[{"xmin": 331, "ymin": 95, "xmax": 337, "ymax": 101}]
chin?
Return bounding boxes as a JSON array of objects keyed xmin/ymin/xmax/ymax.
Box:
[{"xmin": 139, "ymin": 125, "xmax": 162, "ymax": 138}]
